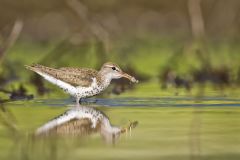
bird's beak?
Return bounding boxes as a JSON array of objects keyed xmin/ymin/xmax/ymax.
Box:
[{"xmin": 121, "ymin": 72, "xmax": 139, "ymax": 83}]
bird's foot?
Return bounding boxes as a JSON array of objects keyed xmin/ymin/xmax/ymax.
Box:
[
  {"xmin": 76, "ymin": 98, "xmax": 98, "ymax": 105},
  {"xmin": 75, "ymin": 98, "xmax": 87, "ymax": 104}
]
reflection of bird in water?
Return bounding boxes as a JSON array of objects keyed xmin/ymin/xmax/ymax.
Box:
[
  {"xmin": 35, "ymin": 105, "xmax": 138, "ymax": 143},
  {"xmin": 25, "ymin": 62, "xmax": 138, "ymax": 104}
]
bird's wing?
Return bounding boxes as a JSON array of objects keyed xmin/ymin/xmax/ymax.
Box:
[
  {"xmin": 51, "ymin": 118, "xmax": 96, "ymax": 136},
  {"xmin": 25, "ymin": 64, "xmax": 98, "ymax": 87},
  {"xmin": 36, "ymin": 118, "xmax": 97, "ymax": 136},
  {"xmin": 58, "ymin": 67, "xmax": 99, "ymax": 87}
]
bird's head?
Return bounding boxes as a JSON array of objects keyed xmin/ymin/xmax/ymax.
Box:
[{"xmin": 100, "ymin": 62, "xmax": 138, "ymax": 83}]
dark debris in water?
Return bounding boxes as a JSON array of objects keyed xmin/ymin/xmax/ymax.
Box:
[
  {"xmin": 193, "ymin": 65, "xmax": 230, "ymax": 87},
  {"xmin": 159, "ymin": 64, "xmax": 235, "ymax": 96},
  {"xmin": 0, "ymin": 84, "xmax": 34, "ymax": 102},
  {"xmin": 160, "ymin": 67, "xmax": 192, "ymax": 92},
  {"xmin": 10, "ymin": 85, "xmax": 34, "ymax": 100}
]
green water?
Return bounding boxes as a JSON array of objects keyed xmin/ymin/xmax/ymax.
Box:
[{"xmin": 1, "ymin": 95, "xmax": 240, "ymax": 160}]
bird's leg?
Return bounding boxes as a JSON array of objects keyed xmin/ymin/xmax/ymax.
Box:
[{"xmin": 76, "ymin": 97, "xmax": 81, "ymax": 105}]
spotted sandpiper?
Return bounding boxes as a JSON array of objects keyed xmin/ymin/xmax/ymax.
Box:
[
  {"xmin": 25, "ymin": 62, "xmax": 138, "ymax": 103},
  {"xmin": 35, "ymin": 105, "xmax": 138, "ymax": 143}
]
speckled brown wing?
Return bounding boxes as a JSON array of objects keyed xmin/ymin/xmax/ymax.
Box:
[
  {"xmin": 58, "ymin": 67, "xmax": 99, "ymax": 87},
  {"xmin": 25, "ymin": 64, "xmax": 98, "ymax": 87},
  {"xmin": 37, "ymin": 118, "xmax": 98, "ymax": 136}
]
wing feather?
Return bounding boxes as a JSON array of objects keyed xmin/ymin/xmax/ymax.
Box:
[{"xmin": 25, "ymin": 64, "xmax": 98, "ymax": 87}]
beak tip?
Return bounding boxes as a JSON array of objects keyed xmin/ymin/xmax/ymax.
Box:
[
  {"xmin": 131, "ymin": 78, "xmax": 139, "ymax": 83},
  {"xmin": 122, "ymin": 72, "xmax": 139, "ymax": 83}
]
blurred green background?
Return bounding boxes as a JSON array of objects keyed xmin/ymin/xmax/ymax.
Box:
[
  {"xmin": 0, "ymin": 0, "xmax": 240, "ymax": 99},
  {"xmin": 0, "ymin": 0, "xmax": 240, "ymax": 100}
]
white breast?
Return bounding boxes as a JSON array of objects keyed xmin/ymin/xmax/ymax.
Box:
[{"xmin": 75, "ymin": 78, "xmax": 104, "ymax": 98}]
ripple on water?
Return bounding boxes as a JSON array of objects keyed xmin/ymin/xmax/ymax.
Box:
[{"xmin": 14, "ymin": 96, "xmax": 240, "ymax": 108}]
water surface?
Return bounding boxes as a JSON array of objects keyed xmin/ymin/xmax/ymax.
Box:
[{"xmin": 0, "ymin": 96, "xmax": 240, "ymax": 160}]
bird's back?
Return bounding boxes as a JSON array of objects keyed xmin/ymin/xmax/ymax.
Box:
[{"xmin": 25, "ymin": 64, "xmax": 98, "ymax": 87}]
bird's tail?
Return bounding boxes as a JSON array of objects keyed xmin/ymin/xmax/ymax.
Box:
[
  {"xmin": 25, "ymin": 64, "xmax": 56, "ymax": 74},
  {"xmin": 24, "ymin": 63, "xmax": 42, "ymax": 72}
]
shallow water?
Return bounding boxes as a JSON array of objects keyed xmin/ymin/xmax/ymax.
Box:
[{"xmin": 0, "ymin": 96, "xmax": 240, "ymax": 160}]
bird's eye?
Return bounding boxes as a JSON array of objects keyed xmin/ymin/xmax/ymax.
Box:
[{"xmin": 112, "ymin": 67, "xmax": 116, "ymax": 71}]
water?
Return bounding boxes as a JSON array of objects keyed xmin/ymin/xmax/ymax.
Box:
[{"xmin": 0, "ymin": 96, "xmax": 240, "ymax": 160}]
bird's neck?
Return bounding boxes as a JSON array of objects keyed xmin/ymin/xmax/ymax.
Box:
[{"xmin": 97, "ymin": 72, "xmax": 112, "ymax": 88}]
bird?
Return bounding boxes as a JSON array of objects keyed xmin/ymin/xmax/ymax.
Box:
[
  {"xmin": 25, "ymin": 62, "xmax": 138, "ymax": 103},
  {"xmin": 35, "ymin": 105, "xmax": 138, "ymax": 143}
]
